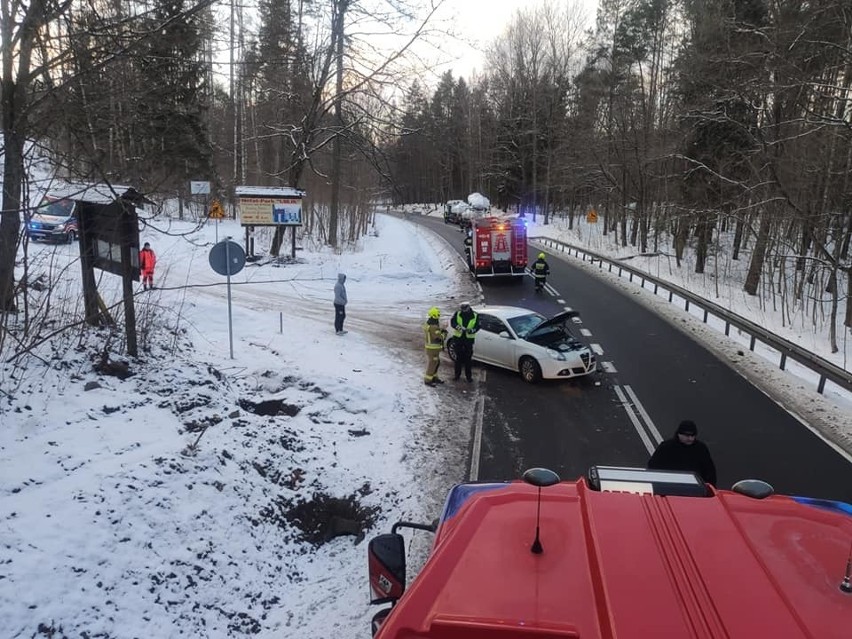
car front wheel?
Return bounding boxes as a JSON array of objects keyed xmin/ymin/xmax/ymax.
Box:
[
  {"xmin": 519, "ymin": 356, "xmax": 542, "ymax": 383},
  {"xmin": 446, "ymin": 337, "xmax": 459, "ymax": 362}
]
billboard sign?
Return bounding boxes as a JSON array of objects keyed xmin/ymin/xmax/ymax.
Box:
[{"xmin": 235, "ymin": 186, "xmax": 305, "ymax": 227}]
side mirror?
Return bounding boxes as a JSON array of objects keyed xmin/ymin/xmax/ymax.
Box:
[
  {"xmin": 499, "ymin": 331, "xmax": 511, "ymax": 339},
  {"xmin": 368, "ymin": 533, "xmax": 406, "ymax": 604},
  {"xmin": 371, "ymin": 607, "xmax": 393, "ymax": 636}
]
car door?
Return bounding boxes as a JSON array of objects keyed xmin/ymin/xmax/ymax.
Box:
[{"xmin": 473, "ymin": 313, "xmax": 514, "ymax": 369}]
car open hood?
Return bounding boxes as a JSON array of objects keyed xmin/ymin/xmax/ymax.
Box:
[
  {"xmin": 524, "ymin": 311, "xmax": 585, "ymax": 350},
  {"xmin": 526, "ymin": 311, "xmax": 579, "ymax": 337}
]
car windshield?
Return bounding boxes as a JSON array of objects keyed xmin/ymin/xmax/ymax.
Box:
[
  {"xmin": 507, "ymin": 313, "xmax": 545, "ymax": 338},
  {"xmin": 35, "ymin": 198, "xmax": 74, "ymax": 218}
]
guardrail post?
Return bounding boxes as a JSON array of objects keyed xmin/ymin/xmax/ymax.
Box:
[{"xmin": 535, "ymin": 235, "xmax": 851, "ymax": 398}]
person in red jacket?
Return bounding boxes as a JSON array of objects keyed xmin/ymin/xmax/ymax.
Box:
[{"xmin": 140, "ymin": 242, "xmax": 157, "ymax": 290}]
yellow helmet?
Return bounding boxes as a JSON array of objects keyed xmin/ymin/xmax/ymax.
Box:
[
  {"xmin": 538, "ymin": 252, "xmax": 546, "ymax": 259},
  {"xmin": 428, "ymin": 307, "xmax": 440, "ymax": 319}
]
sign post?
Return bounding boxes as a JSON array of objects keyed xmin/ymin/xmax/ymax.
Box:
[{"xmin": 208, "ymin": 237, "xmax": 246, "ymax": 359}]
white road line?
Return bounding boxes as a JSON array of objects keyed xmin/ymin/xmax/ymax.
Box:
[
  {"xmin": 563, "ymin": 306, "xmax": 574, "ymax": 313},
  {"xmin": 624, "ymin": 385, "xmax": 663, "ymax": 444},
  {"xmin": 615, "ymin": 385, "xmax": 655, "ymax": 455},
  {"xmin": 557, "ymin": 299, "xmax": 566, "ymax": 304},
  {"xmin": 544, "ymin": 283, "xmax": 558, "ymax": 295},
  {"xmin": 590, "ymin": 343, "xmax": 604, "ymax": 356},
  {"xmin": 580, "ymin": 328, "xmax": 592, "ymax": 337},
  {"xmin": 469, "ymin": 372, "xmax": 486, "ymax": 481},
  {"xmin": 601, "ymin": 361, "xmax": 617, "ymax": 373}
]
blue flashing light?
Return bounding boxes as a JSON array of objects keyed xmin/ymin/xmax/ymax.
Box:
[
  {"xmin": 792, "ymin": 496, "xmax": 852, "ymax": 517},
  {"xmin": 439, "ymin": 483, "xmax": 509, "ymax": 522}
]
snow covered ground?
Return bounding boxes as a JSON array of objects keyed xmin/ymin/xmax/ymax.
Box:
[
  {"xmin": 2, "ymin": 204, "xmax": 850, "ymax": 638},
  {"xmin": 1, "ymin": 214, "xmax": 478, "ymax": 637}
]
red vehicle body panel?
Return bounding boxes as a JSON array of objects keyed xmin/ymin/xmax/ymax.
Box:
[
  {"xmin": 470, "ymin": 217, "xmax": 527, "ymax": 278},
  {"xmin": 374, "ymin": 479, "xmax": 852, "ymax": 639}
]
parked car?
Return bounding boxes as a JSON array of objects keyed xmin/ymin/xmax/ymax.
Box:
[
  {"xmin": 446, "ymin": 305, "xmax": 596, "ymax": 383},
  {"xmin": 443, "ymin": 200, "xmax": 468, "ymax": 224},
  {"xmin": 26, "ymin": 197, "xmax": 78, "ymax": 243}
]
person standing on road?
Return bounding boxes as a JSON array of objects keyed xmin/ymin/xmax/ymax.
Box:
[
  {"xmin": 647, "ymin": 420, "xmax": 717, "ymax": 485},
  {"xmin": 423, "ymin": 307, "xmax": 446, "ymax": 386},
  {"xmin": 334, "ymin": 273, "xmax": 348, "ymax": 335},
  {"xmin": 451, "ymin": 301, "xmax": 480, "ymax": 382},
  {"xmin": 140, "ymin": 242, "xmax": 157, "ymax": 290},
  {"xmin": 530, "ymin": 252, "xmax": 550, "ymax": 291}
]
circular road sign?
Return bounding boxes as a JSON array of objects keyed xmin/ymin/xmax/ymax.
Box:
[{"xmin": 209, "ymin": 239, "xmax": 246, "ymax": 276}]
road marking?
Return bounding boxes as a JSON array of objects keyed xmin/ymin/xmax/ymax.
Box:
[
  {"xmin": 601, "ymin": 361, "xmax": 617, "ymax": 373},
  {"xmin": 469, "ymin": 372, "xmax": 487, "ymax": 481},
  {"xmin": 544, "ymin": 282, "xmax": 558, "ymax": 295},
  {"xmin": 614, "ymin": 384, "xmax": 655, "ymax": 454},
  {"xmin": 580, "ymin": 328, "xmax": 592, "ymax": 337},
  {"xmin": 590, "ymin": 343, "xmax": 604, "ymax": 355},
  {"xmin": 557, "ymin": 299, "xmax": 566, "ymax": 304},
  {"xmin": 563, "ymin": 306, "xmax": 574, "ymax": 313},
  {"xmin": 624, "ymin": 385, "xmax": 663, "ymax": 444}
]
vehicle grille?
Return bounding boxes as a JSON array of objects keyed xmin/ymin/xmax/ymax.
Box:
[{"xmin": 580, "ymin": 352, "xmax": 591, "ymax": 368}]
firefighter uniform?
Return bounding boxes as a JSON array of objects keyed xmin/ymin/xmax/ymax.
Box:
[
  {"xmin": 423, "ymin": 307, "xmax": 446, "ymax": 386},
  {"xmin": 531, "ymin": 253, "xmax": 550, "ymax": 290}
]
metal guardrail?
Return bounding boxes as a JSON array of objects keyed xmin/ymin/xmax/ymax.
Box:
[{"xmin": 531, "ymin": 236, "xmax": 852, "ymax": 396}]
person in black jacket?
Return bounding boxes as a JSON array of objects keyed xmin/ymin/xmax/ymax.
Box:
[{"xmin": 647, "ymin": 420, "xmax": 717, "ymax": 485}]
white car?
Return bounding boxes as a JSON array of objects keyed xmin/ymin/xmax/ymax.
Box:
[{"xmin": 447, "ymin": 305, "xmax": 596, "ymax": 383}]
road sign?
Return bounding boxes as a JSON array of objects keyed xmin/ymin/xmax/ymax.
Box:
[
  {"xmin": 587, "ymin": 209, "xmax": 598, "ymax": 224},
  {"xmin": 190, "ymin": 181, "xmax": 210, "ymax": 195},
  {"xmin": 209, "ymin": 239, "xmax": 246, "ymax": 276},
  {"xmin": 209, "ymin": 199, "xmax": 225, "ymax": 220}
]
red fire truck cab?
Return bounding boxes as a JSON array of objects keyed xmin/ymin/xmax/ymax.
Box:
[
  {"xmin": 367, "ymin": 466, "xmax": 852, "ymax": 639},
  {"xmin": 467, "ymin": 217, "xmax": 527, "ymax": 279}
]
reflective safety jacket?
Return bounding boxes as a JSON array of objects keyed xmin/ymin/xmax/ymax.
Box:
[
  {"xmin": 451, "ymin": 311, "xmax": 480, "ymax": 340},
  {"xmin": 531, "ymin": 258, "xmax": 549, "ymax": 279},
  {"xmin": 423, "ymin": 319, "xmax": 445, "ymax": 350}
]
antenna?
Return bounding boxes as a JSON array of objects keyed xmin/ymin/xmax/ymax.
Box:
[
  {"xmin": 841, "ymin": 541, "xmax": 852, "ymax": 594},
  {"xmin": 522, "ymin": 468, "xmax": 560, "ymax": 555}
]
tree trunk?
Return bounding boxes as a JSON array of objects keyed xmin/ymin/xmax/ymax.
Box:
[{"xmin": 744, "ymin": 212, "xmax": 771, "ymax": 296}]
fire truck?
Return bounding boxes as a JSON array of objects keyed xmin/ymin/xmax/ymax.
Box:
[
  {"xmin": 467, "ymin": 216, "xmax": 527, "ymax": 279},
  {"xmin": 367, "ymin": 466, "xmax": 852, "ymax": 638}
]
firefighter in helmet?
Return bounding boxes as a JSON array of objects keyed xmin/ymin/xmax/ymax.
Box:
[
  {"xmin": 463, "ymin": 229, "xmax": 473, "ymax": 267},
  {"xmin": 423, "ymin": 307, "xmax": 447, "ymax": 386},
  {"xmin": 530, "ymin": 252, "xmax": 550, "ymax": 291}
]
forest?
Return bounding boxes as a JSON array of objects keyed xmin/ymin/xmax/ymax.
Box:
[{"xmin": 0, "ymin": 0, "xmax": 850, "ymax": 352}]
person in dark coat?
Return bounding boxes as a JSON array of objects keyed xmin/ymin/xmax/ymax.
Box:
[
  {"xmin": 647, "ymin": 420, "xmax": 717, "ymax": 485},
  {"xmin": 450, "ymin": 302, "xmax": 480, "ymax": 382}
]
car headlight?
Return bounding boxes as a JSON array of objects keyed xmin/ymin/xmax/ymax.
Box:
[{"xmin": 546, "ymin": 349, "xmax": 566, "ymax": 361}]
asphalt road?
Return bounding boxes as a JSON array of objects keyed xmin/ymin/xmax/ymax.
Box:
[{"xmin": 409, "ymin": 213, "xmax": 852, "ymax": 503}]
